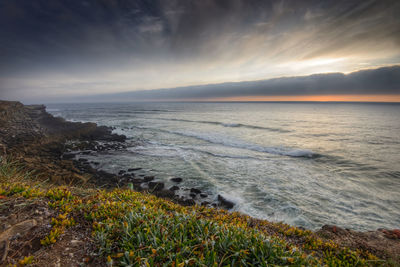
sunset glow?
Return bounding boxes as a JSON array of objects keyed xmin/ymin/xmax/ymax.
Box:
[{"xmin": 210, "ymin": 95, "xmax": 400, "ymax": 103}]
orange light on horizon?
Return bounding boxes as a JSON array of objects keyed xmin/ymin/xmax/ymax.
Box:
[{"xmin": 204, "ymin": 94, "xmax": 400, "ymax": 102}]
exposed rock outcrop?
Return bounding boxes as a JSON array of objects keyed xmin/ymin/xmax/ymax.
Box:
[{"xmin": 0, "ymin": 100, "xmax": 126, "ymax": 185}]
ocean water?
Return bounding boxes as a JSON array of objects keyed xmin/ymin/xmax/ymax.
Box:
[{"xmin": 46, "ymin": 102, "xmax": 400, "ymax": 231}]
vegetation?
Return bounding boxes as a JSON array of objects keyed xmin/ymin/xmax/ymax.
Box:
[{"xmin": 0, "ymin": 158, "xmax": 385, "ymax": 266}]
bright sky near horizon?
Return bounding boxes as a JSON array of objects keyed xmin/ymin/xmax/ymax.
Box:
[{"xmin": 0, "ymin": 0, "xmax": 400, "ymax": 102}]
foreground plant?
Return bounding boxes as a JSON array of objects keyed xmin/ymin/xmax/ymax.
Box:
[{"xmin": 0, "ymin": 159, "xmax": 384, "ymax": 266}]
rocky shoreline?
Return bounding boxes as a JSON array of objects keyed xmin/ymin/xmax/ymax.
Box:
[
  {"xmin": 64, "ymin": 132, "xmax": 235, "ymax": 209},
  {"xmin": 1, "ymin": 100, "xmax": 399, "ymax": 263},
  {"xmin": 0, "ymin": 100, "xmax": 233, "ymax": 209}
]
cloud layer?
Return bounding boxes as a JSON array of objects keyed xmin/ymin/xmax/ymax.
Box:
[
  {"xmin": 1, "ymin": 0, "xmax": 400, "ymax": 102},
  {"xmin": 71, "ymin": 65, "xmax": 399, "ymax": 102}
]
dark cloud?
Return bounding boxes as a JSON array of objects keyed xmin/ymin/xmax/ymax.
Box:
[
  {"xmin": 0, "ymin": 0, "xmax": 399, "ymax": 101},
  {"xmin": 78, "ymin": 65, "xmax": 400, "ymax": 101}
]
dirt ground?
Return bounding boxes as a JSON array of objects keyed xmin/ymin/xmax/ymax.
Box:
[{"xmin": 0, "ymin": 196, "xmax": 104, "ymax": 267}]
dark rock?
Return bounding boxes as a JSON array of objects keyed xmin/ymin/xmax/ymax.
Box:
[
  {"xmin": 118, "ymin": 170, "xmax": 126, "ymax": 175},
  {"xmin": 190, "ymin": 188, "xmax": 201, "ymax": 194},
  {"xmin": 155, "ymin": 189, "xmax": 175, "ymax": 199},
  {"xmin": 189, "ymin": 193, "xmax": 196, "ymax": 198},
  {"xmin": 170, "ymin": 177, "xmax": 183, "ymax": 183},
  {"xmin": 97, "ymin": 170, "xmax": 116, "ymax": 180},
  {"xmin": 128, "ymin": 168, "xmax": 142, "ymax": 172},
  {"xmin": 180, "ymin": 198, "xmax": 195, "ymax": 206},
  {"xmin": 217, "ymin": 194, "xmax": 235, "ymax": 209},
  {"xmin": 78, "ymin": 158, "xmax": 88, "ymax": 162},
  {"xmin": 200, "ymin": 193, "xmax": 207, "ymax": 198},
  {"xmin": 169, "ymin": 186, "xmax": 180, "ymax": 191},
  {"xmin": 62, "ymin": 153, "xmax": 75, "ymax": 160},
  {"xmin": 201, "ymin": 201, "xmax": 210, "ymax": 206},
  {"xmin": 148, "ymin": 182, "xmax": 164, "ymax": 191},
  {"xmin": 130, "ymin": 178, "xmax": 144, "ymax": 184},
  {"xmin": 144, "ymin": 176, "xmax": 155, "ymax": 182}
]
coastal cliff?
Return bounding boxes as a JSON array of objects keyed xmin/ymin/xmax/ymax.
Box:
[
  {"xmin": 0, "ymin": 100, "xmax": 125, "ymax": 185},
  {"xmin": 0, "ymin": 100, "xmax": 399, "ymax": 266}
]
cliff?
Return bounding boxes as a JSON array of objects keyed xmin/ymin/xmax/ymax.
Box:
[
  {"xmin": 0, "ymin": 100, "xmax": 125, "ymax": 184},
  {"xmin": 0, "ymin": 100, "xmax": 124, "ymax": 150}
]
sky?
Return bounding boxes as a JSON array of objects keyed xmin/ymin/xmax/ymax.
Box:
[{"xmin": 0, "ymin": 0, "xmax": 399, "ymax": 103}]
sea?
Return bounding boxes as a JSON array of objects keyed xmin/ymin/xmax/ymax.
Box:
[{"xmin": 46, "ymin": 102, "xmax": 400, "ymax": 231}]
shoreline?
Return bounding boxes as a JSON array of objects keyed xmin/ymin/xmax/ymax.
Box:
[
  {"xmin": 1, "ymin": 100, "xmax": 399, "ymax": 264},
  {"xmin": 0, "ymin": 100, "xmax": 233, "ymax": 209}
]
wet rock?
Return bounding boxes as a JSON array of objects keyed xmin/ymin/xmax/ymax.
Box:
[
  {"xmin": 169, "ymin": 186, "xmax": 180, "ymax": 191},
  {"xmin": 62, "ymin": 153, "xmax": 75, "ymax": 160},
  {"xmin": 97, "ymin": 170, "xmax": 114, "ymax": 179},
  {"xmin": 189, "ymin": 193, "xmax": 196, "ymax": 198},
  {"xmin": 190, "ymin": 188, "xmax": 201, "ymax": 194},
  {"xmin": 200, "ymin": 193, "xmax": 207, "ymax": 198},
  {"xmin": 130, "ymin": 178, "xmax": 144, "ymax": 184},
  {"xmin": 128, "ymin": 168, "xmax": 142, "ymax": 172},
  {"xmin": 155, "ymin": 189, "xmax": 175, "ymax": 199},
  {"xmin": 118, "ymin": 170, "xmax": 126, "ymax": 175},
  {"xmin": 217, "ymin": 195, "xmax": 235, "ymax": 209},
  {"xmin": 180, "ymin": 198, "xmax": 195, "ymax": 206},
  {"xmin": 170, "ymin": 177, "xmax": 183, "ymax": 183},
  {"xmin": 144, "ymin": 176, "xmax": 155, "ymax": 182},
  {"xmin": 148, "ymin": 182, "xmax": 164, "ymax": 191}
]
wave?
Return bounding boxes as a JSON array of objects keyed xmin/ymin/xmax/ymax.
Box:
[
  {"xmin": 154, "ymin": 118, "xmax": 291, "ymax": 133},
  {"xmin": 129, "ymin": 109, "xmax": 175, "ymax": 114},
  {"xmin": 138, "ymin": 141, "xmax": 259, "ymax": 160},
  {"xmin": 183, "ymin": 147, "xmax": 258, "ymax": 160},
  {"xmin": 46, "ymin": 108, "xmax": 60, "ymax": 112},
  {"xmin": 131, "ymin": 126, "xmax": 314, "ymax": 158},
  {"xmin": 171, "ymin": 130, "xmax": 314, "ymax": 158}
]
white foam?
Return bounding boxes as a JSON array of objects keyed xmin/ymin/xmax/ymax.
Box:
[
  {"xmin": 132, "ymin": 125, "xmax": 315, "ymax": 158},
  {"xmin": 167, "ymin": 130, "xmax": 315, "ymax": 158},
  {"xmin": 216, "ymin": 191, "xmax": 245, "ymax": 210}
]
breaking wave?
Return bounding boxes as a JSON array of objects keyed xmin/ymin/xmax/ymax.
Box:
[
  {"xmin": 154, "ymin": 118, "xmax": 291, "ymax": 133},
  {"xmin": 131, "ymin": 126, "xmax": 314, "ymax": 158}
]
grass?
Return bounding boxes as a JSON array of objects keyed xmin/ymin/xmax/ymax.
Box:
[
  {"xmin": 0, "ymin": 158, "xmax": 385, "ymax": 266},
  {"xmin": 0, "ymin": 157, "xmax": 35, "ymax": 183}
]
